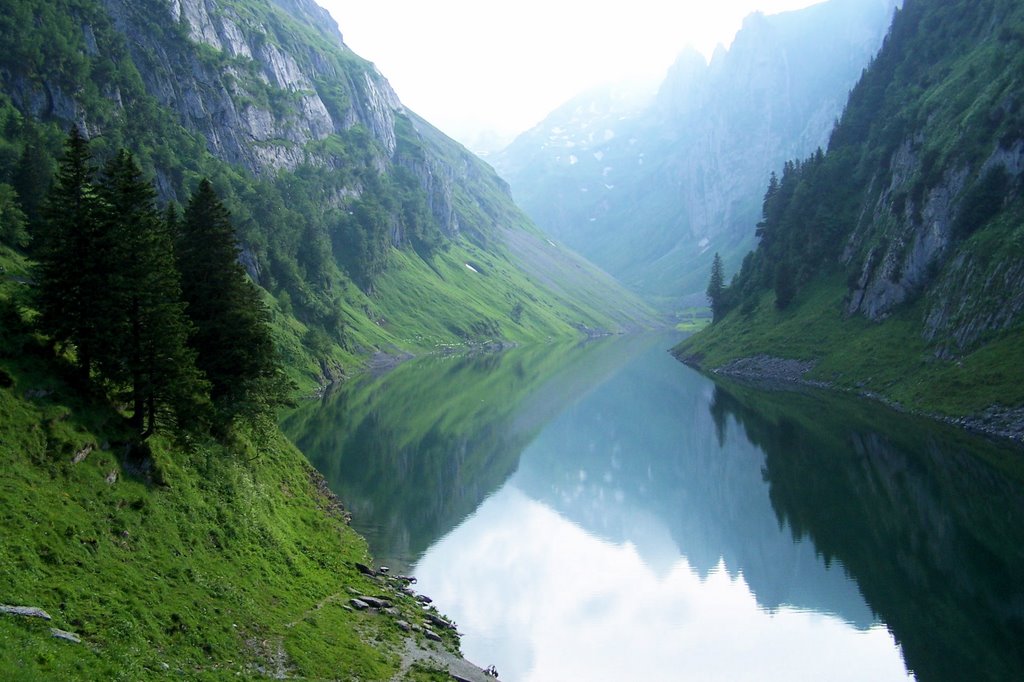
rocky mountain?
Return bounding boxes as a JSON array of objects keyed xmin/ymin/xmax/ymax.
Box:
[
  {"xmin": 677, "ymin": 0, "xmax": 1024, "ymax": 430},
  {"xmin": 0, "ymin": 0, "xmax": 655, "ymax": 384},
  {"xmin": 493, "ymin": 0, "xmax": 898, "ymax": 309}
]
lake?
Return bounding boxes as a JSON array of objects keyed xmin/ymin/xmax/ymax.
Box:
[{"xmin": 282, "ymin": 333, "xmax": 1024, "ymax": 682}]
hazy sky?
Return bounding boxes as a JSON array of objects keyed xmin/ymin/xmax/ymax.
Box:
[{"xmin": 318, "ymin": 1, "xmax": 823, "ymax": 146}]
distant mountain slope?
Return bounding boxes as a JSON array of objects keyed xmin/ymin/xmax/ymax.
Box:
[
  {"xmin": 0, "ymin": 0, "xmax": 655, "ymax": 385},
  {"xmin": 494, "ymin": 0, "xmax": 897, "ymax": 309},
  {"xmin": 677, "ymin": 0, "xmax": 1024, "ymax": 432}
]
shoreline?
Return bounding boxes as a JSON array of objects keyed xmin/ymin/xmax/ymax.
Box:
[{"xmin": 675, "ymin": 352, "xmax": 1024, "ymax": 445}]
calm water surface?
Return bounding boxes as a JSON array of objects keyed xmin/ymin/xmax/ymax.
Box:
[{"xmin": 282, "ymin": 333, "xmax": 1024, "ymax": 682}]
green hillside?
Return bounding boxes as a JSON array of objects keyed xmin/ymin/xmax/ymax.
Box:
[
  {"xmin": 677, "ymin": 0, "xmax": 1024, "ymax": 433},
  {"xmin": 0, "ymin": 0, "xmax": 655, "ymax": 391}
]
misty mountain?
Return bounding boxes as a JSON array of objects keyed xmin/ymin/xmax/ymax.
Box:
[{"xmin": 493, "ymin": 0, "xmax": 898, "ymax": 309}]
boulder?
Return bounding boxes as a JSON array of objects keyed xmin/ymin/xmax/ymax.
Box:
[
  {"xmin": 50, "ymin": 628, "xmax": 81, "ymax": 644},
  {"xmin": 357, "ymin": 596, "xmax": 390, "ymax": 609},
  {"xmin": 0, "ymin": 605, "xmax": 52, "ymax": 620},
  {"xmin": 425, "ymin": 613, "xmax": 456, "ymax": 631}
]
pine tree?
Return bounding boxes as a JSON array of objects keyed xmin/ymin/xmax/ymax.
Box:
[
  {"xmin": 706, "ymin": 252, "xmax": 725, "ymax": 322},
  {"xmin": 0, "ymin": 184, "xmax": 27, "ymax": 248},
  {"xmin": 34, "ymin": 127, "xmax": 105, "ymax": 378},
  {"xmin": 97, "ymin": 151, "xmax": 207, "ymax": 437},
  {"xmin": 12, "ymin": 125, "xmax": 52, "ymax": 227},
  {"xmin": 178, "ymin": 179, "xmax": 289, "ymax": 424}
]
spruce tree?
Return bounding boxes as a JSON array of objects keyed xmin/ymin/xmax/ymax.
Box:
[
  {"xmin": 706, "ymin": 252, "xmax": 725, "ymax": 322},
  {"xmin": 178, "ymin": 179, "xmax": 288, "ymax": 423},
  {"xmin": 97, "ymin": 151, "xmax": 207, "ymax": 436},
  {"xmin": 34, "ymin": 127, "xmax": 105, "ymax": 378}
]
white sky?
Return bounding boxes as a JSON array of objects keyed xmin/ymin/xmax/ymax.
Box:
[{"xmin": 318, "ymin": 1, "xmax": 824, "ymax": 146}]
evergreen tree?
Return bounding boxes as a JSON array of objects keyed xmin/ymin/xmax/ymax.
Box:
[
  {"xmin": 0, "ymin": 184, "xmax": 27, "ymax": 248},
  {"xmin": 706, "ymin": 252, "xmax": 725, "ymax": 322},
  {"xmin": 97, "ymin": 151, "xmax": 207, "ymax": 436},
  {"xmin": 178, "ymin": 179, "xmax": 289, "ymax": 423},
  {"xmin": 12, "ymin": 126, "xmax": 52, "ymax": 227},
  {"xmin": 34, "ymin": 127, "xmax": 105, "ymax": 378}
]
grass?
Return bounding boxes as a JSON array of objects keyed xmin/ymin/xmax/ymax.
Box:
[
  {"xmin": 675, "ymin": 306, "xmax": 712, "ymax": 333},
  {"xmin": 0, "ymin": 246, "xmax": 465, "ymax": 680},
  {"xmin": 676, "ymin": 274, "xmax": 1024, "ymax": 418}
]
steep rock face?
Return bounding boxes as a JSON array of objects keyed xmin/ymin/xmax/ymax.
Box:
[
  {"xmin": 833, "ymin": 0, "xmax": 1024, "ymax": 355},
  {"xmin": 0, "ymin": 0, "xmax": 656, "ymax": 358},
  {"xmin": 103, "ymin": 0, "xmax": 391, "ymax": 175},
  {"xmin": 680, "ymin": 0, "xmax": 1024, "ymax": 388},
  {"xmin": 494, "ymin": 0, "xmax": 898, "ymax": 306}
]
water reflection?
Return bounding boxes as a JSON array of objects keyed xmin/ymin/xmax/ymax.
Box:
[
  {"xmin": 281, "ymin": 335, "xmax": 646, "ymax": 570},
  {"xmin": 709, "ymin": 380, "xmax": 1024, "ymax": 682},
  {"xmin": 284, "ymin": 334, "xmax": 1024, "ymax": 681}
]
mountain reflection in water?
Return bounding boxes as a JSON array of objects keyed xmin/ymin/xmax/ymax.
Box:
[{"xmin": 284, "ymin": 333, "xmax": 1024, "ymax": 682}]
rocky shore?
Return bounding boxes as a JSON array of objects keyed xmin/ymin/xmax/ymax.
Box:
[{"xmin": 681, "ymin": 353, "xmax": 1024, "ymax": 445}]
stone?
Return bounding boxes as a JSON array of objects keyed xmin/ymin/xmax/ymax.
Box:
[
  {"xmin": 415, "ymin": 594, "xmax": 432, "ymax": 604},
  {"xmin": 425, "ymin": 613, "xmax": 455, "ymax": 631},
  {"xmin": 105, "ymin": 470, "xmax": 118, "ymax": 485},
  {"xmin": 50, "ymin": 628, "xmax": 81, "ymax": 644},
  {"xmin": 423, "ymin": 628, "xmax": 442, "ymax": 643},
  {"xmin": 356, "ymin": 596, "xmax": 389, "ymax": 609},
  {"xmin": 0, "ymin": 605, "xmax": 52, "ymax": 620},
  {"xmin": 349, "ymin": 599, "xmax": 369, "ymax": 611},
  {"xmin": 71, "ymin": 444, "xmax": 93, "ymax": 464},
  {"xmin": 396, "ymin": 620, "xmax": 410, "ymax": 632},
  {"xmin": 355, "ymin": 562, "xmax": 376, "ymax": 576}
]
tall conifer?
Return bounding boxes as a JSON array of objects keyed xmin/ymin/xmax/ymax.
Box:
[
  {"xmin": 178, "ymin": 179, "xmax": 288, "ymax": 422},
  {"xmin": 34, "ymin": 127, "xmax": 104, "ymax": 378},
  {"xmin": 98, "ymin": 151, "xmax": 207, "ymax": 436},
  {"xmin": 707, "ymin": 252, "xmax": 725, "ymax": 322}
]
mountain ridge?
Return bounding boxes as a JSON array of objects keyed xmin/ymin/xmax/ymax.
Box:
[
  {"xmin": 0, "ymin": 0, "xmax": 656, "ymax": 390},
  {"xmin": 494, "ymin": 0, "xmax": 898, "ymax": 309},
  {"xmin": 676, "ymin": 0, "xmax": 1024, "ymax": 433}
]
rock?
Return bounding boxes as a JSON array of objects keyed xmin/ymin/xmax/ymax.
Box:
[
  {"xmin": 397, "ymin": 575, "xmax": 417, "ymax": 584},
  {"xmin": 0, "ymin": 605, "xmax": 52, "ymax": 620},
  {"xmin": 349, "ymin": 599, "xmax": 369, "ymax": 611},
  {"xmin": 425, "ymin": 613, "xmax": 456, "ymax": 631},
  {"xmin": 105, "ymin": 470, "xmax": 118, "ymax": 485},
  {"xmin": 423, "ymin": 628, "xmax": 442, "ymax": 643},
  {"xmin": 50, "ymin": 628, "xmax": 81, "ymax": 644},
  {"xmin": 71, "ymin": 444, "xmax": 93, "ymax": 464},
  {"xmin": 378, "ymin": 566, "xmax": 389, "ymax": 574},
  {"xmin": 382, "ymin": 607, "xmax": 400, "ymax": 617},
  {"xmin": 396, "ymin": 620, "xmax": 410, "ymax": 632},
  {"xmin": 357, "ymin": 596, "xmax": 390, "ymax": 609},
  {"xmin": 355, "ymin": 562, "xmax": 376, "ymax": 577},
  {"xmin": 415, "ymin": 594, "xmax": 432, "ymax": 604}
]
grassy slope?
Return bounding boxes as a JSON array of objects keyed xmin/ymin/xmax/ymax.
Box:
[
  {"xmin": 675, "ymin": 273, "xmax": 1024, "ymax": 418},
  {"xmin": 0, "ymin": 248, "xmax": 463, "ymax": 680}
]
